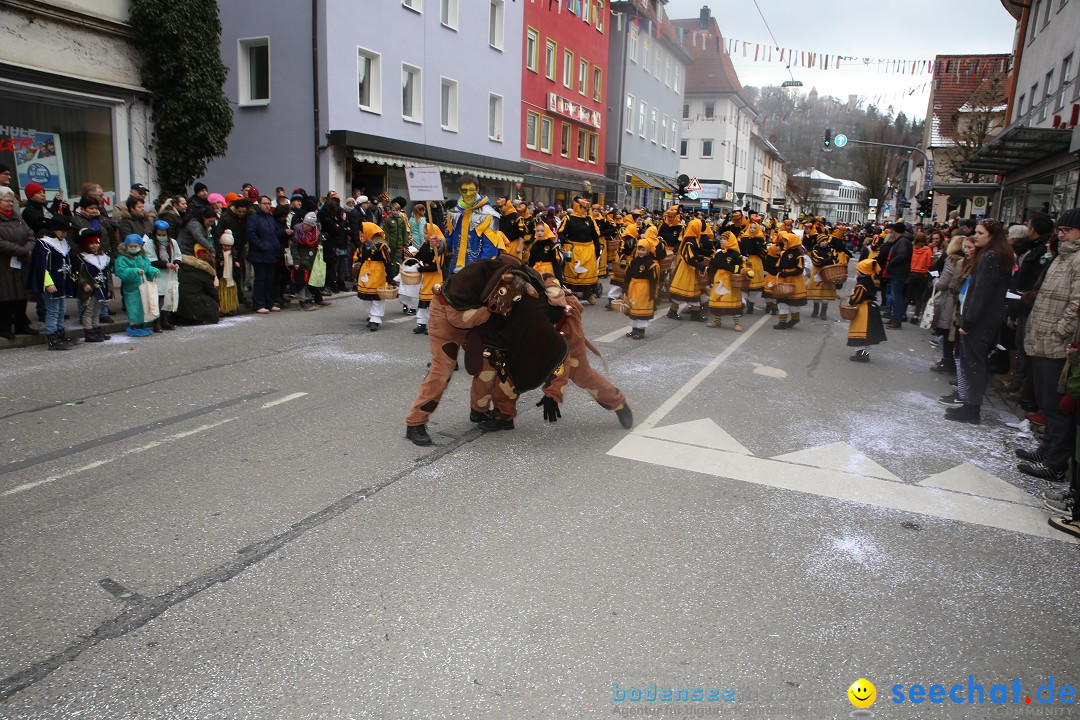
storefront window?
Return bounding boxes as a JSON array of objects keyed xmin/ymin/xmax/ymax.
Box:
[
  {"xmin": 0, "ymin": 87, "xmax": 115, "ymax": 199},
  {"xmin": 1050, "ymin": 168, "xmax": 1079, "ymax": 218}
]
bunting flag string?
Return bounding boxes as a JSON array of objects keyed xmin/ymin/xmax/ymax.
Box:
[{"xmin": 699, "ymin": 32, "xmax": 1012, "ymax": 77}]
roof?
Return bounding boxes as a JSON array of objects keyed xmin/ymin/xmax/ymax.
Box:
[
  {"xmin": 671, "ymin": 17, "xmax": 754, "ymax": 110},
  {"xmin": 793, "ymin": 168, "xmax": 866, "ymax": 189},
  {"xmin": 928, "ymin": 54, "xmax": 1011, "ymax": 148},
  {"xmin": 953, "ymin": 124, "xmax": 1073, "ymax": 175}
]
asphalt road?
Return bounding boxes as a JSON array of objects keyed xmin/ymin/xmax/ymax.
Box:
[{"xmin": 0, "ymin": 290, "xmax": 1076, "ymax": 720}]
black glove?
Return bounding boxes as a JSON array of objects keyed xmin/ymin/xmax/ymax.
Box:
[{"xmin": 536, "ymin": 396, "xmax": 561, "ymax": 422}]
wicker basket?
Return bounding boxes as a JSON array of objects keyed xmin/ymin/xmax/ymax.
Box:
[
  {"xmin": 821, "ymin": 264, "xmax": 847, "ymax": 285},
  {"xmin": 399, "ymin": 259, "xmax": 422, "ymax": 285},
  {"xmin": 376, "ymin": 285, "xmax": 399, "ymax": 300},
  {"xmin": 772, "ymin": 281, "xmax": 796, "ymax": 299},
  {"xmin": 839, "ymin": 303, "xmax": 858, "ymax": 321},
  {"xmin": 729, "ymin": 274, "xmax": 750, "ymax": 291},
  {"xmin": 613, "ymin": 298, "xmax": 634, "ymax": 316},
  {"xmin": 606, "ymin": 238, "xmax": 621, "ymax": 257},
  {"xmin": 659, "ymin": 254, "xmax": 674, "ymax": 272}
]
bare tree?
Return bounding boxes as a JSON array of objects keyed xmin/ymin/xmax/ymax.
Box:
[{"xmin": 941, "ymin": 76, "xmax": 1007, "ymax": 183}]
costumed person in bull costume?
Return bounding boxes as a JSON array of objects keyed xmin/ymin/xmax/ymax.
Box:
[
  {"xmin": 444, "ymin": 175, "xmax": 501, "ymax": 276},
  {"xmin": 846, "ymin": 258, "xmax": 887, "ymax": 362},
  {"xmin": 558, "ymin": 196, "xmax": 602, "ymax": 304}
]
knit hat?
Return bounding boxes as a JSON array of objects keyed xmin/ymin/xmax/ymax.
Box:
[
  {"xmin": 24, "ymin": 182, "xmax": 45, "ymax": 198},
  {"xmin": 302, "ymin": 211, "xmax": 318, "ymax": 227},
  {"xmin": 193, "ymin": 182, "xmax": 208, "ymax": 195},
  {"xmin": 245, "ymin": 186, "xmax": 260, "ymax": 202},
  {"xmin": 224, "ymin": 192, "xmax": 243, "ymax": 206},
  {"xmin": 154, "ymin": 220, "xmax": 170, "ymax": 232},
  {"xmin": 124, "ymin": 233, "xmax": 144, "ymax": 246},
  {"xmin": 219, "ymin": 230, "xmax": 235, "ymax": 246},
  {"xmin": 1056, "ymin": 207, "xmax": 1080, "ymax": 229},
  {"xmin": 77, "ymin": 227, "xmax": 101, "ymax": 244},
  {"xmin": 207, "ymin": 193, "xmax": 226, "ymax": 206},
  {"xmin": 357, "ymin": 195, "xmax": 369, "ymax": 204},
  {"xmin": 891, "ymin": 221, "xmax": 907, "ymax": 233}
]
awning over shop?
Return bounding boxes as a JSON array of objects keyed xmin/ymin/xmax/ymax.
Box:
[
  {"xmin": 954, "ymin": 125, "xmax": 1073, "ymax": 176},
  {"xmin": 352, "ymin": 150, "xmax": 523, "ymax": 183},
  {"xmin": 522, "ymin": 160, "xmax": 608, "ymax": 192},
  {"xmin": 930, "ymin": 182, "xmax": 1002, "ymax": 198},
  {"xmin": 630, "ymin": 174, "xmax": 659, "ymax": 190}
]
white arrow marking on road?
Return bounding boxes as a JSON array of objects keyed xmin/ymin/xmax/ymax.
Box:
[
  {"xmin": 643, "ymin": 418, "xmax": 752, "ymax": 455},
  {"xmin": 2, "ymin": 417, "xmax": 237, "ymax": 498},
  {"xmin": 918, "ymin": 464, "xmax": 1039, "ymax": 507},
  {"xmin": 607, "ymin": 435, "xmax": 1072, "ymax": 543},
  {"xmin": 261, "ymin": 392, "xmax": 309, "ymax": 409},
  {"xmin": 772, "ymin": 442, "xmax": 900, "ymax": 481}
]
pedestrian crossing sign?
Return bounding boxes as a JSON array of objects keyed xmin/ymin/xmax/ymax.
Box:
[{"xmin": 686, "ymin": 177, "xmax": 701, "ymax": 192}]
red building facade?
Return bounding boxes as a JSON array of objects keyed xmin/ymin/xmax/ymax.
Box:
[{"xmin": 519, "ymin": 0, "xmax": 610, "ymax": 205}]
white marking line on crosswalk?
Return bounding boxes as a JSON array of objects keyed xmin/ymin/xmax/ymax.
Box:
[
  {"xmin": 1, "ymin": 418, "xmax": 237, "ymax": 498},
  {"xmin": 608, "ymin": 435, "xmax": 1074, "ymax": 543},
  {"xmin": 260, "ymin": 392, "xmax": 309, "ymax": 409},
  {"xmin": 595, "ymin": 326, "xmax": 631, "ymax": 343},
  {"xmin": 636, "ymin": 313, "xmax": 771, "ymax": 433},
  {"xmin": 387, "ymin": 316, "xmax": 415, "ymax": 324}
]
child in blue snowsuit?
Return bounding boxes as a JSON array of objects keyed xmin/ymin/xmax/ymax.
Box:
[{"xmin": 114, "ymin": 233, "xmax": 160, "ymax": 337}]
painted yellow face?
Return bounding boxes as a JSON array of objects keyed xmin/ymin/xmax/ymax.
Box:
[
  {"xmin": 847, "ymin": 679, "xmax": 876, "ymax": 709},
  {"xmin": 459, "ymin": 183, "xmax": 479, "ymax": 206}
]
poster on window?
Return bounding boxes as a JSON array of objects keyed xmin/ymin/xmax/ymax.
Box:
[{"xmin": 12, "ymin": 132, "xmax": 67, "ymax": 198}]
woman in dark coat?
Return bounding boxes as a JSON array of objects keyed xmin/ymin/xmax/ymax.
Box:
[
  {"xmin": 946, "ymin": 219, "xmax": 1014, "ymax": 424},
  {"xmin": 0, "ymin": 187, "xmax": 39, "ymax": 339}
]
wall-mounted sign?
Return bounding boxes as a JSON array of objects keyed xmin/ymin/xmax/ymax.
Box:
[{"xmin": 547, "ymin": 93, "xmax": 601, "ymax": 129}]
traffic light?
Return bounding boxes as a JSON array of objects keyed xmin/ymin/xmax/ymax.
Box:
[
  {"xmin": 823, "ymin": 129, "xmax": 833, "ymax": 150},
  {"xmin": 915, "ymin": 189, "xmax": 931, "ymax": 218},
  {"xmin": 676, "ymin": 173, "xmax": 690, "ymax": 201}
]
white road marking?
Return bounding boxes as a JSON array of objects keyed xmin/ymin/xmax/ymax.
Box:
[
  {"xmin": 772, "ymin": 442, "xmax": 900, "ymax": 481},
  {"xmin": 752, "ymin": 363, "xmax": 788, "ymax": 379},
  {"xmin": 1, "ymin": 418, "xmax": 236, "ymax": 498},
  {"xmin": 643, "ymin": 418, "xmax": 752, "ymax": 455},
  {"xmin": 637, "ymin": 314, "xmax": 771, "ymax": 433},
  {"xmin": 387, "ymin": 316, "xmax": 414, "ymax": 325},
  {"xmin": 595, "ymin": 326, "xmax": 631, "ymax": 343},
  {"xmin": 607, "ymin": 434, "xmax": 1073, "ymax": 543},
  {"xmin": 919, "ymin": 464, "xmax": 1040, "ymax": 506},
  {"xmin": 261, "ymin": 392, "xmax": 309, "ymax": 409}
]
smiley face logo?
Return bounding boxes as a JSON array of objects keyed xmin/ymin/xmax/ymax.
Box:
[{"xmin": 848, "ymin": 678, "xmax": 876, "ymax": 708}]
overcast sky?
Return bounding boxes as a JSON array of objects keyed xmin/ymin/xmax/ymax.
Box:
[{"xmin": 663, "ymin": 0, "xmax": 1018, "ymax": 119}]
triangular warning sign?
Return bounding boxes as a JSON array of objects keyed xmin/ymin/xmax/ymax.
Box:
[{"xmin": 686, "ymin": 176, "xmax": 701, "ymax": 192}]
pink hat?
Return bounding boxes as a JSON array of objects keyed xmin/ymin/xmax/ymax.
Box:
[{"xmin": 207, "ymin": 193, "xmax": 226, "ymax": 206}]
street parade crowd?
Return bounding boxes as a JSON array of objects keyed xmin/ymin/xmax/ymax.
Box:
[{"xmin": 0, "ymin": 163, "xmax": 1078, "ymax": 539}]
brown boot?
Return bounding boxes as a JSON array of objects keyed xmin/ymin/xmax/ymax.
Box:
[
  {"xmin": 706, "ymin": 318, "xmax": 721, "ymax": 328},
  {"xmin": 733, "ymin": 318, "xmax": 743, "ymax": 332}
]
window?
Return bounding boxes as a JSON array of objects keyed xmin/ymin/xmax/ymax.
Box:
[
  {"xmin": 440, "ymin": 0, "xmax": 458, "ymax": 28},
  {"xmin": 525, "ymin": 111, "xmax": 539, "ymax": 149},
  {"xmin": 238, "ymin": 37, "xmax": 270, "ymax": 105},
  {"xmin": 705, "ymin": 102, "xmax": 715, "ymax": 118},
  {"xmin": 665, "ymin": 56, "xmax": 672, "ymax": 87},
  {"xmin": 582, "ymin": 0, "xmax": 590, "ymax": 23},
  {"xmin": 1031, "ymin": 82, "xmax": 1040, "ymax": 114},
  {"xmin": 679, "ymin": 139, "xmax": 688, "ymax": 157},
  {"xmin": 357, "ymin": 47, "xmax": 381, "ymax": 112},
  {"xmin": 702, "ymin": 139, "xmax": 713, "ymax": 158},
  {"xmin": 401, "ymin": 64, "xmax": 421, "ymax": 122},
  {"xmin": 1060, "ymin": 54, "xmax": 1073, "ymax": 109},
  {"xmin": 653, "ymin": 45, "xmax": 660, "ymax": 76},
  {"xmin": 560, "ymin": 122, "xmax": 571, "ymax": 157},
  {"xmin": 642, "ymin": 39, "xmax": 650, "ymax": 74},
  {"xmin": 661, "ymin": 114, "xmax": 669, "ymax": 148},
  {"xmin": 489, "ymin": 0, "xmax": 504, "ymax": 50},
  {"xmin": 402, "ymin": 0, "xmax": 421, "ymax": 11},
  {"xmin": 489, "ymin": 93, "xmax": 503, "ymax": 141},
  {"xmin": 650, "ymin": 108, "xmax": 658, "ymax": 143},
  {"xmin": 638, "ymin": 100, "xmax": 647, "ymax": 137},
  {"xmin": 540, "ymin": 116, "xmax": 553, "ymax": 154},
  {"xmin": 1043, "ymin": 0, "xmax": 1053, "ymax": 23},
  {"xmin": 596, "ymin": 0, "xmax": 605, "ymax": 31},
  {"xmin": 675, "ymin": 65, "xmax": 682, "ymax": 93},
  {"xmin": 568, "ymin": 0, "xmax": 580, "ymax": 13},
  {"xmin": 1029, "ymin": 0, "xmax": 1042, "ymax": 41},
  {"xmin": 625, "ymin": 95, "xmax": 633, "ymax": 132},
  {"xmin": 563, "ymin": 50, "xmax": 574, "ymax": 88},
  {"xmin": 1041, "ymin": 70, "xmax": 1054, "ymax": 120},
  {"xmin": 682, "ymin": 103, "xmax": 689, "ymax": 119},
  {"xmin": 578, "ymin": 58, "xmax": 588, "ymax": 95},
  {"xmin": 629, "ymin": 30, "xmax": 637, "ymax": 63},
  {"xmin": 526, "ymin": 28, "xmax": 539, "ymax": 71},
  {"xmin": 588, "ymin": 132, "xmax": 598, "ymax": 164},
  {"xmin": 440, "ymin": 77, "xmax": 458, "ymax": 131},
  {"xmin": 593, "ymin": 67, "xmax": 602, "ymax": 101},
  {"xmin": 577, "ymin": 128, "xmax": 587, "ymax": 161},
  {"xmin": 671, "ymin": 119, "xmax": 677, "ymax": 153},
  {"xmin": 545, "ymin": 39, "xmax": 557, "ymax": 80}
]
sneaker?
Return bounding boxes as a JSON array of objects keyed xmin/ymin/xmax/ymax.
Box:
[
  {"xmin": 368, "ymin": 322, "xmax": 380, "ymax": 332},
  {"xmin": 1017, "ymin": 462, "xmax": 1066, "ymax": 482},
  {"xmin": 1015, "ymin": 447, "xmax": 1046, "ymax": 464},
  {"xmin": 300, "ymin": 301, "xmax": 317, "ymax": 312},
  {"xmin": 1043, "ymin": 487, "xmax": 1073, "ymax": 503},
  {"xmin": 1044, "ymin": 496, "xmax": 1072, "ymax": 513},
  {"xmin": 928, "ymin": 338, "xmax": 941, "ymax": 348},
  {"xmin": 938, "ymin": 392, "xmax": 964, "ymax": 407},
  {"xmin": 1026, "ymin": 411, "xmax": 1046, "ymax": 426}
]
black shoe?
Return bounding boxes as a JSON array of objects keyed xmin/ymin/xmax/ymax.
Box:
[
  {"xmin": 1015, "ymin": 447, "xmax": 1047, "ymax": 464},
  {"xmin": 930, "ymin": 362, "xmax": 952, "ymax": 374},
  {"xmin": 811, "ymin": 305, "xmax": 820, "ymax": 318},
  {"xmin": 746, "ymin": 303, "xmax": 755, "ymax": 315},
  {"xmin": 46, "ymin": 332, "xmax": 73, "ymax": 350},
  {"xmin": 405, "ymin": 424, "xmax": 433, "ymax": 446},
  {"xmin": 666, "ymin": 307, "xmax": 681, "ymax": 320},
  {"xmin": 885, "ymin": 321, "xmax": 902, "ymax": 329},
  {"xmin": 688, "ymin": 310, "xmax": 707, "ymax": 322},
  {"xmin": 478, "ymin": 417, "xmax": 514, "ymax": 432},
  {"xmin": 470, "ymin": 409, "xmax": 490, "ymax": 423},
  {"xmin": 773, "ymin": 321, "xmax": 790, "ymax": 330},
  {"xmin": 1018, "ymin": 462, "xmax": 1066, "ymax": 482},
  {"xmin": 944, "ymin": 404, "xmax": 980, "ymax": 424},
  {"xmin": 368, "ymin": 322, "xmax": 379, "ymax": 331},
  {"xmin": 850, "ymin": 352, "xmax": 870, "ymax": 362},
  {"xmin": 412, "ymin": 324, "xmax": 428, "ymax": 334},
  {"xmin": 938, "ymin": 392, "xmax": 964, "ymax": 407},
  {"xmin": 819, "ymin": 306, "xmax": 828, "ymax": 320},
  {"xmin": 788, "ymin": 315, "xmax": 800, "ymax": 328},
  {"xmin": 605, "ymin": 299, "xmax": 613, "ymax": 311},
  {"xmin": 14, "ymin": 327, "xmax": 40, "ymax": 336},
  {"xmin": 615, "ymin": 404, "xmax": 634, "ymax": 429}
]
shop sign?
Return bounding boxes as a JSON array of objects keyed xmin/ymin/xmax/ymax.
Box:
[
  {"xmin": 1, "ymin": 128, "xmax": 66, "ymax": 196},
  {"xmin": 547, "ymin": 93, "xmax": 601, "ymax": 129}
]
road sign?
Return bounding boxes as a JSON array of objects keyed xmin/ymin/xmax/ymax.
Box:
[
  {"xmin": 884, "ymin": 204, "xmax": 891, "ymax": 212},
  {"xmin": 700, "ymin": 199, "xmax": 710, "ymax": 209},
  {"xmin": 868, "ymin": 208, "xmax": 878, "ymax": 221},
  {"xmin": 686, "ymin": 176, "xmax": 701, "ymax": 192},
  {"xmin": 834, "ymin": 133, "xmax": 848, "ymax": 148},
  {"xmin": 687, "ymin": 191, "xmax": 699, "ymax": 200},
  {"xmin": 868, "ymin": 198, "xmax": 878, "ymax": 208}
]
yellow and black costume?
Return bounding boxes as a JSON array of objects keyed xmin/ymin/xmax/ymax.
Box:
[
  {"xmin": 773, "ymin": 227, "xmax": 807, "ymax": 329},
  {"xmin": 622, "ymin": 228, "xmax": 662, "ymax": 339},
  {"xmin": 666, "ymin": 217, "xmax": 711, "ymax": 322},
  {"xmin": 558, "ymin": 207, "xmax": 602, "ymax": 302},
  {"xmin": 706, "ymin": 230, "xmax": 746, "ymax": 330},
  {"xmin": 807, "ymin": 238, "xmax": 839, "ymax": 318},
  {"xmin": 847, "ymin": 258, "xmax": 887, "ymax": 361}
]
